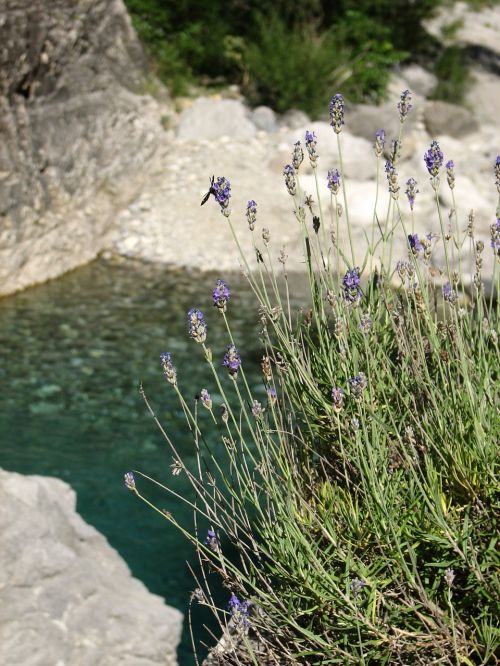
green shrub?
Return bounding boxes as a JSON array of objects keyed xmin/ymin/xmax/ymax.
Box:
[
  {"xmin": 432, "ymin": 46, "xmax": 471, "ymax": 104},
  {"xmin": 125, "ymin": 93, "xmax": 499, "ymax": 663}
]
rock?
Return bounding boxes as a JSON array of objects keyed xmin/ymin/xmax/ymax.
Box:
[
  {"xmin": 423, "ymin": 101, "xmax": 479, "ymax": 138},
  {"xmin": 346, "ymin": 102, "xmax": 420, "ymax": 147},
  {"xmin": 279, "ymin": 108, "xmax": 311, "ymax": 129},
  {"xmin": 0, "ymin": 468, "xmax": 183, "ymax": 666},
  {"xmin": 251, "ymin": 106, "xmax": 278, "ymax": 133},
  {"xmin": 176, "ymin": 98, "xmax": 257, "ymax": 140},
  {"xmin": 0, "ymin": 0, "xmax": 167, "ymax": 297},
  {"xmin": 466, "ymin": 68, "xmax": 500, "ymax": 126},
  {"xmin": 400, "ymin": 65, "xmax": 437, "ymax": 98}
]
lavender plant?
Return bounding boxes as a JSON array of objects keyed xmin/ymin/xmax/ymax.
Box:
[{"xmin": 125, "ymin": 92, "xmax": 499, "ymax": 665}]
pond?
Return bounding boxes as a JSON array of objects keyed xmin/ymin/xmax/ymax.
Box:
[{"xmin": 0, "ymin": 257, "xmax": 305, "ymax": 664}]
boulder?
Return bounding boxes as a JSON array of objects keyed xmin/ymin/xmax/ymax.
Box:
[
  {"xmin": 423, "ymin": 100, "xmax": 479, "ymax": 138},
  {"xmin": 400, "ymin": 65, "xmax": 437, "ymax": 98},
  {"xmin": 176, "ymin": 98, "xmax": 257, "ymax": 140},
  {"xmin": 346, "ymin": 102, "xmax": 420, "ymax": 149},
  {"xmin": 0, "ymin": 0, "xmax": 166, "ymax": 296},
  {"xmin": 0, "ymin": 468, "xmax": 183, "ymax": 666},
  {"xmin": 251, "ymin": 106, "xmax": 278, "ymax": 133},
  {"xmin": 278, "ymin": 108, "xmax": 311, "ymax": 130}
]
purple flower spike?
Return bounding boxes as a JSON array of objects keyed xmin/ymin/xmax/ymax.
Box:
[
  {"xmin": 213, "ymin": 278, "xmax": 230, "ymax": 313},
  {"xmin": 160, "ymin": 352, "xmax": 177, "ymax": 385},
  {"xmin": 246, "ymin": 200, "xmax": 257, "ymax": 230},
  {"xmin": 305, "ymin": 130, "xmax": 318, "ymax": 165},
  {"xmin": 385, "ymin": 160, "xmax": 399, "ymax": 199},
  {"xmin": 223, "ymin": 344, "xmax": 241, "ymax": 379},
  {"xmin": 408, "ymin": 233, "xmax": 423, "ymax": 255},
  {"xmin": 283, "ymin": 164, "xmax": 296, "ymax": 196},
  {"xmin": 424, "ymin": 140, "xmax": 444, "ymax": 184},
  {"xmin": 349, "ymin": 373, "xmax": 367, "ymax": 400},
  {"xmin": 188, "ymin": 308, "xmax": 207, "ymax": 343},
  {"xmin": 446, "ymin": 160, "xmax": 455, "ymax": 190},
  {"xmin": 212, "ymin": 176, "xmax": 231, "ymax": 216},
  {"xmin": 443, "ymin": 281, "xmax": 457, "ymax": 306},
  {"xmin": 228, "ymin": 594, "xmax": 250, "ymax": 629},
  {"xmin": 292, "ymin": 141, "xmax": 304, "ymax": 170},
  {"xmin": 374, "ymin": 129, "xmax": 386, "ymax": 157},
  {"xmin": 494, "ymin": 156, "xmax": 500, "ymax": 193},
  {"xmin": 329, "ymin": 93, "xmax": 345, "ymax": 133},
  {"xmin": 327, "ymin": 168, "xmax": 341, "ymax": 195},
  {"xmin": 204, "ymin": 528, "xmax": 218, "ymax": 551},
  {"xmin": 342, "ymin": 267, "xmax": 362, "ymax": 305},
  {"xmin": 490, "ymin": 218, "xmax": 500, "ymax": 255},
  {"xmin": 405, "ymin": 178, "xmax": 419, "ymax": 210},
  {"xmin": 398, "ymin": 89, "xmax": 413, "ymax": 122}
]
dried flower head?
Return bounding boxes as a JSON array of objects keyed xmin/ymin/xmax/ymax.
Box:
[
  {"xmin": 446, "ymin": 160, "xmax": 455, "ymax": 190},
  {"xmin": 442, "ymin": 282, "xmax": 457, "ymax": 306},
  {"xmin": 490, "ymin": 218, "xmax": 500, "ymax": 256},
  {"xmin": 350, "ymin": 577, "xmax": 366, "ymax": 598},
  {"xmin": 160, "ymin": 352, "xmax": 177, "ymax": 385},
  {"xmin": 261, "ymin": 355, "xmax": 272, "ymax": 382},
  {"xmin": 398, "ymin": 89, "xmax": 413, "ymax": 122},
  {"xmin": 349, "ymin": 372, "xmax": 367, "ymax": 400},
  {"xmin": 329, "ymin": 93, "xmax": 345, "ymax": 133},
  {"xmin": 170, "ymin": 458, "xmax": 183, "ymax": 476},
  {"xmin": 495, "ymin": 155, "xmax": 500, "ymax": 193},
  {"xmin": 327, "ymin": 168, "xmax": 341, "ymax": 195},
  {"xmin": 246, "ymin": 200, "xmax": 257, "ymax": 231},
  {"xmin": 359, "ymin": 312, "xmax": 372, "ymax": 335},
  {"xmin": 187, "ymin": 308, "xmax": 207, "ymax": 343},
  {"xmin": 405, "ymin": 177, "xmax": 419, "ymax": 210},
  {"xmin": 200, "ymin": 388, "xmax": 212, "ymax": 410},
  {"xmin": 267, "ymin": 387, "xmax": 277, "ymax": 405},
  {"xmin": 331, "ymin": 387, "xmax": 345, "ymax": 412},
  {"xmin": 374, "ymin": 129, "xmax": 386, "ymax": 157},
  {"xmin": 283, "ymin": 164, "xmax": 296, "ymax": 196},
  {"xmin": 223, "ymin": 344, "xmax": 242, "ymax": 378},
  {"xmin": 212, "ymin": 176, "xmax": 231, "ymax": 215},
  {"xmin": 124, "ymin": 471, "xmax": 136, "ymax": 491},
  {"xmin": 213, "ymin": 278, "xmax": 230, "ymax": 313},
  {"xmin": 252, "ymin": 400, "xmax": 264, "ymax": 419},
  {"xmin": 305, "ymin": 130, "xmax": 318, "ymax": 165},
  {"xmin": 228, "ymin": 593, "xmax": 250, "ymax": 630},
  {"xmin": 444, "ymin": 568, "xmax": 455, "ymax": 588},
  {"xmin": 262, "ymin": 227, "xmax": 270, "ymax": 244},
  {"xmin": 292, "ymin": 141, "xmax": 304, "ymax": 170},
  {"xmin": 220, "ymin": 404, "xmax": 229, "ymax": 424}
]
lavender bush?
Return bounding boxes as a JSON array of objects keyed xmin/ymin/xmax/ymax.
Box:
[{"xmin": 125, "ymin": 92, "xmax": 499, "ymax": 664}]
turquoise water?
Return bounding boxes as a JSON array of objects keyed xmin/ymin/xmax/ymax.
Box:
[{"xmin": 0, "ymin": 258, "xmax": 277, "ymax": 664}]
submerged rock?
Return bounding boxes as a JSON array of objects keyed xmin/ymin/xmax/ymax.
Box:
[{"xmin": 0, "ymin": 468, "xmax": 183, "ymax": 665}]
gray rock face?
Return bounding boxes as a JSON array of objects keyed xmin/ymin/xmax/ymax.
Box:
[
  {"xmin": 176, "ymin": 98, "xmax": 257, "ymax": 140},
  {"xmin": 251, "ymin": 106, "xmax": 278, "ymax": 133},
  {"xmin": 0, "ymin": 0, "xmax": 166, "ymax": 296},
  {"xmin": 400, "ymin": 65, "xmax": 437, "ymax": 98},
  {"xmin": 423, "ymin": 100, "xmax": 479, "ymax": 138},
  {"xmin": 0, "ymin": 468, "xmax": 182, "ymax": 666}
]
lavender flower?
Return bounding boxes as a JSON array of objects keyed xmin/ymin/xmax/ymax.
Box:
[
  {"xmin": 408, "ymin": 233, "xmax": 423, "ymax": 255},
  {"xmin": 329, "ymin": 93, "xmax": 345, "ymax": 133},
  {"xmin": 374, "ymin": 129, "xmax": 386, "ymax": 157},
  {"xmin": 327, "ymin": 168, "xmax": 341, "ymax": 195},
  {"xmin": 495, "ymin": 156, "xmax": 500, "ymax": 193},
  {"xmin": 397, "ymin": 89, "xmax": 412, "ymax": 122},
  {"xmin": 385, "ymin": 160, "xmax": 399, "ymax": 199},
  {"xmin": 213, "ymin": 278, "xmax": 230, "ymax": 313},
  {"xmin": 390, "ymin": 139, "xmax": 401, "ymax": 165},
  {"xmin": 446, "ymin": 160, "xmax": 455, "ymax": 190},
  {"xmin": 424, "ymin": 140, "xmax": 444, "ymax": 186},
  {"xmin": 350, "ymin": 577, "xmax": 366, "ymax": 597},
  {"xmin": 283, "ymin": 164, "xmax": 296, "ymax": 196},
  {"xmin": 124, "ymin": 471, "xmax": 136, "ymax": 491},
  {"xmin": 223, "ymin": 344, "xmax": 242, "ymax": 378},
  {"xmin": 331, "ymin": 387, "xmax": 345, "ymax": 412},
  {"xmin": 228, "ymin": 593, "xmax": 250, "ymax": 630},
  {"xmin": 405, "ymin": 178, "xmax": 418, "ymax": 210},
  {"xmin": 220, "ymin": 404, "xmax": 229, "ymax": 424},
  {"xmin": 204, "ymin": 528, "xmax": 218, "ymax": 551},
  {"xmin": 342, "ymin": 267, "xmax": 362, "ymax": 305},
  {"xmin": 359, "ymin": 313, "xmax": 372, "ymax": 335},
  {"xmin": 442, "ymin": 282, "xmax": 457, "ymax": 306},
  {"xmin": 305, "ymin": 130, "xmax": 318, "ymax": 165},
  {"xmin": 160, "ymin": 352, "xmax": 177, "ymax": 385},
  {"xmin": 251, "ymin": 400, "xmax": 263, "ymax": 419},
  {"xmin": 349, "ymin": 372, "xmax": 367, "ymax": 400},
  {"xmin": 262, "ymin": 227, "xmax": 270, "ymax": 244},
  {"xmin": 490, "ymin": 218, "xmax": 500, "ymax": 255},
  {"xmin": 246, "ymin": 200, "xmax": 257, "ymax": 231},
  {"xmin": 187, "ymin": 308, "xmax": 207, "ymax": 343},
  {"xmin": 267, "ymin": 387, "xmax": 277, "ymax": 405},
  {"xmin": 396, "ymin": 259, "xmax": 415, "ymax": 283},
  {"xmin": 200, "ymin": 388, "xmax": 212, "ymax": 410},
  {"xmin": 444, "ymin": 568, "xmax": 455, "ymax": 588},
  {"xmin": 212, "ymin": 176, "xmax": 231, "ymax": 215},
  {"xmin": 292, "ymin": 141, "xmax": 304, "ymax": 170}
]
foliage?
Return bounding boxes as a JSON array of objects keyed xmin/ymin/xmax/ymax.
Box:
[
  {"xmin": 126, "ymin": 93, "xmax": 500, "ymax": 664},
  {"xmin": 432, "ymin": 46, "xmax": 471, "ymax": 104},
  {"xmin": 123, "ymin": 0, "xmax": 444, "ymax": 112}
]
